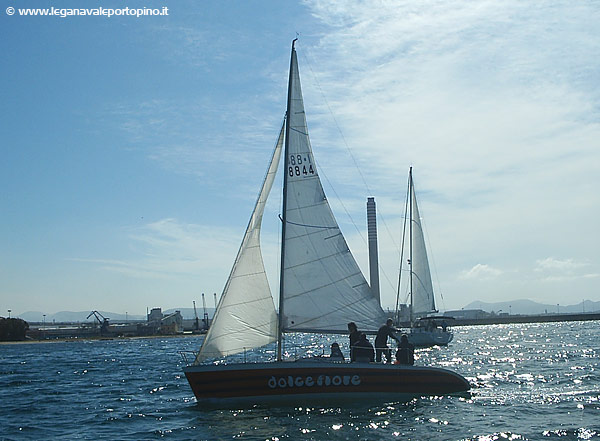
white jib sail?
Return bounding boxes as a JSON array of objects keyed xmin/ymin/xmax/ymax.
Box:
[
  {"xmin": 281, "ymin": 46, "xmax": 385, "ymax": 333},
  {"xmin": 194, "ymin": 124, "xmax": 283, "ymax": 364},
  {"xmin": 410, "ymin": 175, "xmax": 436, "ymax": 316}
]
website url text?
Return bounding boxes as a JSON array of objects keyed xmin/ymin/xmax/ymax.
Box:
[{"xmin": 6, "ymin": 6, "xmax": 169, "ymax": 18}]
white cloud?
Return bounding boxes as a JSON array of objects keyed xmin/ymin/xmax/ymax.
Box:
[
  {"xmin": 70, "ymin": 219, "xmax": 242, "ymax": 282},
  {"xmin": 535, "ymin": 257, "xmax": 588, "ymax": 273},
  {"xmin": 37, "ymin": 0, "xmax": 599, "ymax": 313},
  {"xmin": 301, "ymin": 0, "xmax": 599, "ymax": 190},
  {"xmin": 459, "ymin": 264, "xmax": 502, "ymax": 280},
  {"xmin": 534, "ymin": 257, "xmax": 598, "ymax": 283},
  {"xmin": 293, "ymin": 0, "xmax": 600, "ymax": 307}
]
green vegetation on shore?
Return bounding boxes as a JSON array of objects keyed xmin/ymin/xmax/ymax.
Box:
[{"xmin": 0, "ymin": 317, "xmax": 29, "ymax": 341}]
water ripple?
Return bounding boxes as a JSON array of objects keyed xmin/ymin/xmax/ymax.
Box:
[{"xmin": 1, "ymin": 322, "xmax": 599, "ymax": 439}]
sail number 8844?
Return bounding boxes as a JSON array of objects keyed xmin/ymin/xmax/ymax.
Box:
[{"xmin": 288, "ymin": 154, "xmax": 315, "ymax": 177}]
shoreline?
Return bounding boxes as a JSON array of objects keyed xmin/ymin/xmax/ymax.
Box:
[
  {"xmin": 0, "ymin": 332, "xmax": 204, "ymax": 345},
  {"xmin": 3, "ymin": 313, "xmax": 600, "ymax": 344}
]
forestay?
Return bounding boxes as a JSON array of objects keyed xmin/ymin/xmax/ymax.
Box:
[
  {"xmin": 280, "ymin": 46, "xmax": 385, "ymax": 332},
  {"xmin": 194, "ymin": 125, "xmax": 283, "ymax": 364}
]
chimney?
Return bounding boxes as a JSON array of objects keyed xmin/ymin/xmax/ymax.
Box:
[{"xmin": 367, "ymin": 197, "xmax": 381, "ymax": 304}]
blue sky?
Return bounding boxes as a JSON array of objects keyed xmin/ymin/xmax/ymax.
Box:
[{"xmin": 2, "ymin": 0, "xmax": 599, "ymax": 317}]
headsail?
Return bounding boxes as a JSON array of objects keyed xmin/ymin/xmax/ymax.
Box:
[
  {"xmin": 194, "ymin": 123, "xmax": 284, "ymax": 364},
  {"xmin": 409, "ymin": 170, "xmax": 436, "ymax": 316},
  {"xmin": 279, "ymin": 43, "xmax": 385, "ymax": 333}
]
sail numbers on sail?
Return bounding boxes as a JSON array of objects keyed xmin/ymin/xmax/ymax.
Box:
[{"xmin": 288, "ymin": 154, "xmax": 315, "ymax": 177}]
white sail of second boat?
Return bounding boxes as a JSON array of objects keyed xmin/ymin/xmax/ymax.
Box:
[
  {"xmin": 404, "ymin": 167, "xmax": 453, "ymax": 347},
  {"xmin": 409, "ymin": 170, "xmax": 436, "ymax": 317}
]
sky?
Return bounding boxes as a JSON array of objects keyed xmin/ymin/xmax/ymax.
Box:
[{"xmin": 1, "ymin": 0, "xmax": 599, "ymax": 318}]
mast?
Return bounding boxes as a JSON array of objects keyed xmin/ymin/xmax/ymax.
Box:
[
  {"xmin": 409, "ymin": 167, "xmax": 414, "ymax": 324},
  {"xmin": 394, "ymin": 176, "xmax": 410, "ymax": 324},
  {"xmin": 277, "ymin": 38, "xmax": 297, "ymax": 361}
]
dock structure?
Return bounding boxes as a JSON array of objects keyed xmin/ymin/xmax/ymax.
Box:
[{"xmin": 398, "ymin": 312, "xmax": 600, "ymax": 328}]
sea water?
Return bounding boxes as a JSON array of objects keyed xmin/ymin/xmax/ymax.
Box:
[{"xmin": 1, "ymin": 321, "xmax": 599, "ymax": 440}]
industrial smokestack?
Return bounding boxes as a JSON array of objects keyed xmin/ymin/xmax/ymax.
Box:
[{"xmin": 367, "ymin": 197, "xmax": 381, "ymax": 304}]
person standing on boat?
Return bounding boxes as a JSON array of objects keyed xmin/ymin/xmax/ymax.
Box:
[
  {"xmin": 347, "ymin": 322, "xmax": 361, "ymax": 361},
  {"xmin": 375, "ymin": 318, "xmax": 400, "ymax": 363}
]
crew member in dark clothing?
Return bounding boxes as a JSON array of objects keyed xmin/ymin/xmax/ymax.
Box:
[
  {"xmin": 330, "ymin": 342, "xmax": 345, "ymax": 361},
  {"xmin": 353, "ymin": 333, "xmax": 375, "ymax": 362},
  {"xmin": 375, "ymin": 318, "xmax": 400, "ymax": 363},
  {"xmin": 347, "ymin": 322, "xmax": 361, "ymax": 362},
  {"xmin": 395, "ymin": 334, "xmax": 415, "ymax": 365}
]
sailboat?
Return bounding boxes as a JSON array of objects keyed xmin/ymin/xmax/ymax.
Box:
[
  {"xmin": 182, "ymin": 40, "xmax": 468, "ymax": 404},
  {"xmin": 401, "ymin": 167, "xmax": 454, "ymax": 347}
]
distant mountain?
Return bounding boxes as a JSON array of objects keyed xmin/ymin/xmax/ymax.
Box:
[
  {"xmin": 16, "ymin": 300, "xmax": 597, "ymax": 323},
  {"xmin": 462, "ymin": 299, "xmax": 600, "ymax": 315}
]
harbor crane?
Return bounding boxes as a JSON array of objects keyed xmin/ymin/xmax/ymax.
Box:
[{"xmin": 86, "ymin": 310, "xmax": 110, "ymax": 335}]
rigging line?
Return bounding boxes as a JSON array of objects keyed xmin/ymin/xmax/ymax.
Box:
[
  {"xmin": 407, "ymin": 170, "xmax": 446, "ymax": 311},
  {"xmin": 300, "ymin": 47, "xmax": 400, "ymax": 253},
  {"xmin": 300, "ymin": 50, "xmax": 370, "ymax": 191},
  {"xmin": 316, "ymin": 157, "xmax": 399, "ymax": 298},
  {"xmin": 313, "ymin": 156, "xmax": 364, "ymax": 238},
  {"xmin": 300, "ymin": 48, "xmax": 399, "ymax": 297},
  {"xmin": 274, "ymin": 115, "xmax": 285, "ymax": 315},
  {"xmin": 395, "ymin": 174, "xmax": 410, "ymax": 320},
  {"xmin": 316, "ymin": 154, "xmax": 399, "ymax": 297},
  {"xmin": 421, "ymin": 215, "xmax": 447, "ymax": 310},
  {"xmin": 310, "ymin": 153, "xmax": 403, "ymax": 297}
]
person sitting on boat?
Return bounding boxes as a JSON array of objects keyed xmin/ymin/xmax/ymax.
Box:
[
  {"xmin": 395, "ymin": 334, "xmax": 415, "ymax": 365},
  {"xmin": 375, "ymin": 318, "xmax": 401, "ymax": 364},
  {"xmin": 352, "ymin": 333, "xmax": 375, "ymax": 362},
  {"xmin": 347, "ymin": 322, "xmax": 361, "ymax": 361},
  {"xmin": 329, "ymin": 342, "xmax": 345, "ymax": 361}
]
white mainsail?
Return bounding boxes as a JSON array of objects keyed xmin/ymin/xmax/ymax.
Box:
[
  {"xmin": 409, "ymin": 170, "xmax": 436, "ymax": 316},
  {"xmin": 194, "ymin": 124, "xmax": 284, "ymax": 364},
  {"xmin": 280, "ymin": 44, "xmax": 385, "ymax": 332}
]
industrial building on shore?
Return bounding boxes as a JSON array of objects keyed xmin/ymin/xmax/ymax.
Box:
[{"xmin": 17, "ymin": 307, "xmax": 212, "ymax": 341}]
